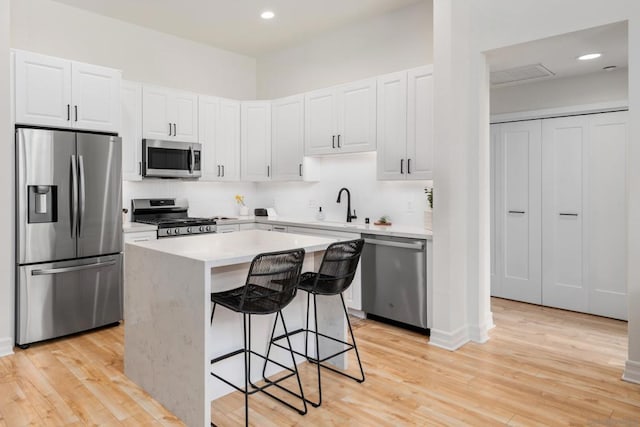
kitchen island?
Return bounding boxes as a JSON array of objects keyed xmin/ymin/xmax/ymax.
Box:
[{"xmin": 124, "ymin": 230, "xmax": 343, "ymax": 427}]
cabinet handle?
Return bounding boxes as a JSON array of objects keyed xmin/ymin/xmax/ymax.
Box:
[
  {"xmin": 299, "ymin": 163, "xmax": 302, "ymax": 177},
  {"xmin": 559, "ymin": 212, "xmax": 579, "ymax": 217},
  {"xmin": 169, "ymin": 123, "xmax": 172, "ymax": 136},
  {"xmin": 337, "ymin": 134, "xmax": 341, "ymax": 148},
  {"xmin": 67, "ymin": 104, "xmax": 70, "ymax": 121},
  {"xmin": 332, "ymin": 135, "xmax": 336, "ymax": 149},
  {"xmin": 508, "ymin": 210, "xmax": 525, "ymax": 214},
  {"xmin": 173, "ymin": 123, "xmax": 177, "ymax": 136},
  {"xmin": 217, "ymin": 165, "xmax": 221, "ymax": 177},
  {"xmin": 221, "ymin": 165, "xmax": 225, "ymax": 177},
  {"xmin": 400, "ymin": 159, "xmax": 404, "ymax": 174},
  {"xmin": 74, "ymin": 105, "xmax": 78, "ymax": 122},
  {"xmin": 407, "ymin": 158, "xmax": 411, "ymax": 174},
  {"xmin": 267, "ymin": 165, "xmax": 270, "ymax": 177},
  {"xmin": 138, "ymin": 162, "xmax": 142, "ymax": 175}
]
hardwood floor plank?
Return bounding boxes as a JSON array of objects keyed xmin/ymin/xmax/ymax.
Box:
[{"xmin": 0, "ymin": 298, "xmax": 638, "ymax": 426}]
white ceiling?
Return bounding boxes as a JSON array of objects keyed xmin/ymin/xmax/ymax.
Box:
[
  {"xmin": 51, "ymin": 0, "xmax": 424, "ymax": 56},
  {"xmin": 486, "ymin": 21, "xmax": 628, "ymax": 86}
]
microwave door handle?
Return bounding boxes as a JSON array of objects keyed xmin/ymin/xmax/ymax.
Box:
[
  {"xmin": 77, "ymin": 155, "xmax": 86, "ymax": 237},
  {"xmin": 188, "ymin": 146, "xmax": 194, "ymax": 174},
  {"xmin": 70, "ymin": 155, "xmax": 78, "ymax": 238}
]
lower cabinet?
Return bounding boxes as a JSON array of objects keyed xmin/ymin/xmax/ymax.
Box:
[
  {"xmin": 491, "ymin": 111, "xmax": 629, "ymax": 320},
  {"xmin": 287, "ymin": 226, "xmax": 362, "ymax": 312},
  {"xmin": 123, "ymin": 231, "xmax": 157, "ymax": 243},
  {"xmin": 216, "ymin": 224, "xmax": 240, "ymax": 233}
]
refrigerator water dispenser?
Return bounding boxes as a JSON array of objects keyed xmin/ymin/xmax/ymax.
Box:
[{"xmin": 28, "ymin": 185, "xmax": 57, "ymax": 223}]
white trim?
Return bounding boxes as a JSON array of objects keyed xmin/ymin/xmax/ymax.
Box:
[
  {"xmin": 469, "ymin": 311, "xmax": 494, "ymax": 343},
  {"xmin": 429, "ymin": 325, "xmax": 469, "ymax": 351},
  {"xmin": 0, "ymin": 337, "xmax": 13, "ymax": 358},
  {"xmin": 622, "ymin": 360, "xmax": 640, "ymax": 385},
  {"xmin": 490, "ymin": 100, "xmax": 628, "ymax": 124}
]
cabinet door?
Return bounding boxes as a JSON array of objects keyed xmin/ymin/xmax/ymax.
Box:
[
  {"xmin": 305, "ymin": 88, "xmax": 336, "ymax": 155},
  {"xmin": 406, "ymin": 66, "xmax": 434, "ymax": 180},
  {"xmin": 336, "ymin": 78, "xmax": 377, "ymax": 153},
  {"xmin": 586, "ymin": 112, "xmax": 628, "ymax": 320},
  {"xmin": 71, "ymin": 62, "xmax": 121, "ymax": 132},
  {"xmin": 272, "ymin": 95, "xmax": 304, "ymax": 181},
  {"xmin": 241, "ymin": 101, "xmax": 272, "ymax": 181},
  {"xmin": 142, "ymin": 86, "xmax": 172, "ymax": 140},
  {"xmin": 490, "ymin": 125, "xmax": 498, "ymax": 297},
  {"xmin": 376, "ymin": 72, "xmax": 407, "ymax": 180},
  {"xmin": 121, "ymin": 81, "xmax": 143, "ymax": 181},
  {"xmin": 198, "ymin": 96, "xmax": 220, "ymax": 181},
  {"xmin": 217, "ymin": 99, "xmax": 241, "ymax": 181},
  {"xmin": 173, "ymin": 91, "xmax": 198, "ymax": 142},
  {"xmin": 14, "ymin": 50, "xmax": 72, "ymax": 128},
  {"xmin": 542, "ymin": 116, "xmax": 588, "ymax": 313},
  {"xmin": 495, "ymin": 121, "xmax": 542, "ymax": 304}
]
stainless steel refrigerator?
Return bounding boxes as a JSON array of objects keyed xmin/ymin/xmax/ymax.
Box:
[{"xmin": 16, "ymin": 128, "xmax": 123, "ymax": 347}]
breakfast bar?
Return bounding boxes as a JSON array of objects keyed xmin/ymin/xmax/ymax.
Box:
[{"xmin": 124, "ymin": 230, "xmax": 343, "ymax": 427}]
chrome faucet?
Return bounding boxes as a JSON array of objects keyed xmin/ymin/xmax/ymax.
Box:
[{"xmin": 336, "ymin": 187, "xmax": 357, "ymax": 223}]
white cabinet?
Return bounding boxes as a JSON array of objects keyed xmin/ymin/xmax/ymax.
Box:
[
  {"xmin": 491, "ymin": 111, "xmax": 628, "ymax": 320},
  {"xmin": 286, "ymin": 226, "xmax": 363, "ymax": 311},
  {"xmin": 272, "ymin": 95, "xmax": 304, "ymax": 181},
  {"xmin": 492, "ymin": 120, "xmax": 542, "ymax": 304},
  {"xmin": 239, "ymin": 223, "xmax": 256, "ymax": 231},
  {"xmin": 14, "ymin": 50, "xmax": 121, "ymax": 132},
  {"xmin": 377, "ymin": 66, "xmax": 433, "ymax": 180},
  {"xmin": 142, "ymin": 85, "xmax": 198, "ymax": 142},
  {"xmin": 121, "ymin": 81, "xmax": 143, "ymax": 181},
  {"xmin": 241, "ymin": 101, "xmax": 272, "ymax": 181},
  {"xmin": 199, "ymin": 96, "xmax": 240, "ymax": 181},
  {"xmin": 216, "ymin": 224, "xmax": 240, "ymax": 233},
  {"xmin": 124, "ymin": 231, "xmax": 157, "ymax": 243},
  {"xmin": 304, "ymin": 78, "xmax": 376, "ymax": 156}
]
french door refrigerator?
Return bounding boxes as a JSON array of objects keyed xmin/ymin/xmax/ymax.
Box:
[{"xmin": 16, "ymin": 128, "xmax": 123, "ymax": 347}]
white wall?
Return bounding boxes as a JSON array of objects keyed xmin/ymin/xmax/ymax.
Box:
[
  {"xmin": 0, "ymin": 0, "xmax": 13, "ymax": 357},
  {"xmin": 491, "ymin": 69, "xmax": 628, "ymax": 114},
  {"xmin": 11, "ymin": 0, "xmax": 256, "ymax": 99},
  {"xmin": 256, "ymin": 0, "xmax": 433, "ymax": 99},
  {"xmin": 431, "ymin": 0, "xmax": 640, "ymax": 383},
  {"xmin": 255, "ymin": 153, "xmax": 430, "ymax": 227}
]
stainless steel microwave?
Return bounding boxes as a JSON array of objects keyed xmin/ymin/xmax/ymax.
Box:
[{"xmin": 142, "ymin": 139, "xmax": 202, "ymax": 179}]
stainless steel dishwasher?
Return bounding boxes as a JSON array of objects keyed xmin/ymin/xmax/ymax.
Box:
[{"xmin": 361, "ymin": 234, "xmax": 428, "ymax": 331}]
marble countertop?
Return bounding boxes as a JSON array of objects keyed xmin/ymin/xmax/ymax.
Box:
[
  {"xmin": 123, "ymin": 221, "xmax": 158, "ymax": 233},
  {"xmin": 125, "ymin": 229, "xmax": 338, "ymax": 267},
  {"xmin": 253, "ymin": 217, "xmax": 432, "ymax": 240}
]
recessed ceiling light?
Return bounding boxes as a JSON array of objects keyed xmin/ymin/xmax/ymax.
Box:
[
  {"xmin": 261, "ymin": 10, "xmax": 275, "ymax": 20},
  {"xmin": 577, "ymin": 53, "xmax": 602, "ymax": 61}
]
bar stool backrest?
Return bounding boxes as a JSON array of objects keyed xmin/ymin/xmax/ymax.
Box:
[
  {"xmin": 241, "ymin": 248, "xmax": 306, "ymax": 312},
  {"xmin": 315, "ymin": 239, "xmax": 365, "ymax": 294}
]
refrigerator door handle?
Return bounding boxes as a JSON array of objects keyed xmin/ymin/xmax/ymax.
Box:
[
  {"xmin": 31, "ymin": 260, "xmax": 117, "ymax": 276},
  {"xmin": 78, "ymin": 155, "xmax": 86, "ymax": 237},
  {"xmin": 70, "ymin": 155, "xmax": 78, "ymax": 238}
]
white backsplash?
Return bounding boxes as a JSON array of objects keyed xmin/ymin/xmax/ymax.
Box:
[{"xmin": 124, "ymin": 152, "xmax": 431, "ymax": 227}]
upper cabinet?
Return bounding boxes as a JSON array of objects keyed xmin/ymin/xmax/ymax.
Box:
[
  {"xmin": 199, "ymin": 96, "xmax": 241, "ymax": 181},
  {"xmin": 14, "ymin": 50, "xmax": 121, "ymax": 133},
  {"xmin": 142, "ymin": 85, "xmax": 198, "ymax": 142},
  {"xmin": 272, "ymin": 95, "xmax": 304, "ymax": 181},
  {"xmin": 121, "ymin": 81, "xmax": 143, "ymax": 181},
  {"xmin": 304, "ymin": 78, "xmax": 376, "ymax": 156},
  {"xmin": 376, "ymin": 65, "xmax": 433, "ymax": 181},
  {"xmin": 241, "ymin": 101, "xmax": 272, "ymax": 181}
]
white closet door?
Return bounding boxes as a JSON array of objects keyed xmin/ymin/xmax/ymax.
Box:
[
  {"xmin": 586, "ymin": 111, "xmax": 628, "ymax": 320},
  {"xmin": 496, "ymin": 120, "xmax": 542, "ymax": 304},
  {"xmin": 490, "ymin": 125, "xmax": 499, "ymax": 296},
  {"xmin": 542, "ymin": 116, "xmax": 589, "ymax": 313}
]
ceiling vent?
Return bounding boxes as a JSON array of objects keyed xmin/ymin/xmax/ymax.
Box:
[{"xmin": 490, "ymin": 64, "xmax": 555, "ymax": 86}]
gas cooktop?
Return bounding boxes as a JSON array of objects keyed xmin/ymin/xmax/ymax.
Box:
[{"xmin": 131, "ymin": 198, "xmax": 218, "ymax": 238}]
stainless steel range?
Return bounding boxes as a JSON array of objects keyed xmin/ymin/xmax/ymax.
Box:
[{"xmin": 132, "ymin": 198, "xmax": 217, "ymax": 238}]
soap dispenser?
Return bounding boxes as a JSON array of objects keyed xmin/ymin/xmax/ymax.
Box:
[{"xmin": 316, "ymin": 207, "xmax": 325, "ymax": 221}]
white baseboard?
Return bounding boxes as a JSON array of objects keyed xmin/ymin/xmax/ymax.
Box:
[
  {"xmin": 622, "ymin": 360, "xmax": 640, "ymax": 384},
  {"xmin": 468, "ymin": 311, "xmax": 494, "ymax": 343},
  {"xmin": 429, "ymin": 325, "xmax": 469, "ymax": 351},
  {"xmin": 0, "ymin": 337, "xmax": 14, "ymax": 358},
  {"xmin": 348, "ymin": 308, "xmax": 366, "ymax": 319}
]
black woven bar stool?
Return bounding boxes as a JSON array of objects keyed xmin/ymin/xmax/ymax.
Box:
[
  {"xmin": 265, "ymin": 239, "xmax": 365, "ymax": 407},
  {"xmin": 209, "ymin": 248, "xmax": 307, "ymax": 426}
]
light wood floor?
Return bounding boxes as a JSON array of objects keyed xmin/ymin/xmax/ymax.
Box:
[{"xmin": 1, "ymin": 298, "xmax": 639, "ymax": 426}]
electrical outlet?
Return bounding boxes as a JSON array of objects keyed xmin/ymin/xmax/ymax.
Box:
[{"xmin": 407, "ymin": 201, "xmax": 414, "ymax": 212}]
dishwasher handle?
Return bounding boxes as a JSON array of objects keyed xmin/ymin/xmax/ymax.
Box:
[{"xmin": 363, "ymin": 238, "xmax": 424, "ymax": 250}]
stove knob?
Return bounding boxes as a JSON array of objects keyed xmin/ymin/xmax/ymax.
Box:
[
  {"xmin": 174, "ymin": 228, "xmax": 180, "ymax": 235},
  {"xmin": 199, "ymin": 226, "xmax": 204, "ymax": 232},
  {"xmin": 205, "ymin": 225, "xmax": 211, "ymax": 232},
  {"xmin": 186, "ymin": 227, "xmax": 192, "ymax": 233}
]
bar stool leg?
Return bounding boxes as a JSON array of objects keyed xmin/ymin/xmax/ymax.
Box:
[
  {"xmin": 311, "ymin": 294, "xmax": 322, "ymax": 407},
  {"xmin": 243, "ymin": 313, "xmax": 249, "ymax": 426},
  {"xmin": 340, "ymin": 294, "xmax": 365, "ymax": 383}
]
